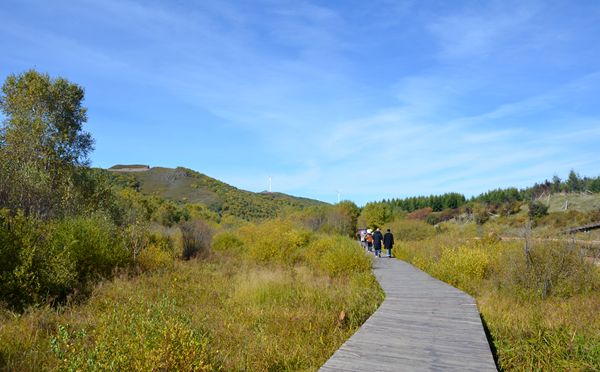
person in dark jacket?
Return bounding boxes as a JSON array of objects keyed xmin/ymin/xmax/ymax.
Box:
[
  {"xmin": 383, "ymin": 229, "xmax": 394, "ymax": 258},
  {"xmin": 372, "ymin": 227, "xmax": 384, "ymax": 257}
]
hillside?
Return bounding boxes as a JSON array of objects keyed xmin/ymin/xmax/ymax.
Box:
[
  {"xmin": 543, "ymin": 192, "xmax": 600, "ymax": 213},
  {"xmin": 107, "ymin": 166, "xmax": 327, "ymax": 220}
]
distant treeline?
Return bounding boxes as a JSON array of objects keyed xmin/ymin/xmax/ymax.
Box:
[
  {"xmin": 381, "ymin": 171, "xmax": 600, "ymax": 211},
  {"xmin": 383, "ymin": 193, "xmax": 466, "ymax": 212}
]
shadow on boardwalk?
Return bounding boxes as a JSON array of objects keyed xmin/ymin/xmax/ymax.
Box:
[{"xmin": 320, "ymin": 256, "xmax": 498, "ymax": 371}]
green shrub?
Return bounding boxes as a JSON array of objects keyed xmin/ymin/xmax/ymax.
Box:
[
  {"xmin": 240, "ymin": 220, "xmax": 313, "ymax": 266},
  {"xmin": 528, "ymin": 201, "xmax": 549, "ymax": 219},
  {"xmin": 0, "ymin": 211, "xmax": 137, "ymax": 310},
  {"xmin": 0, "ymin": 212, "xmax": 77, "ymax": 310},
  {"xmin": 51, "ymin": 214, "xmax": 131, "ymax": 283},
  {"xmin": 426, "ymin": 213, "xmax": 442, "ymax": 225},
  {"xmin": 212, "ymin": 231, "xmax": 244, "ymax": 253},
  {"xmin": 306, "ymin": 236, "xmax": 371, "ymax": 277}
]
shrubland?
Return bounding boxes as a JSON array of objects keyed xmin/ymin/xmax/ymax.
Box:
[
  {"xmin": 0, "ymin": 70, "xmax": 382, "ymax": 370},
  {"xmin": 0, "ymin": 220, "xmax": 382, "ymax": 371},
  {"xmin": 385, "ymin": 215, "xmax": 600, "ymax": 370},
  {"xmin": 4, "ymin": 68, "xmax": 600, "ymax": 371}
]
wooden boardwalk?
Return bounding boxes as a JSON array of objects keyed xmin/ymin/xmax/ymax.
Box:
[{"xmin": 320, "ymin": 256, "xmax": 497, "ymax": 371}]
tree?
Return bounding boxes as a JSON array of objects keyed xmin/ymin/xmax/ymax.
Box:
[
  {"xmin": 360, "ymin": 202, "xmax": 390, "ymax": 229},
  {"xmin": 0, "ymin": 70, "xmax": 93, "ymax": 217},
  {"xmin": 566, "ymin": 170, "xmax": 582, "ymax": 193},
  {"xmin": 551, "ymin": 175, "xmax": 561, "ymax": 193},
  {"xmin": 327, "ymin": 201, "xmax": 360, "ymax": 237}
]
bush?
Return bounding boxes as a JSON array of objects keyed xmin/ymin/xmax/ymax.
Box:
[
  {"xmin": 473, "ymin": 204, "xmax": 489, "ymax": 225},
  {"xmin": 137, "ymin": 244, "xmax": 173, "ymax": 272},
  {"xmin": 0, "ymin": 212, "xmax": 130, "ymax": 310},
  {"xmin": 425, "ymin": 213, "xmax": 442, "ymax": 225},
  {"xmin": 385, "ymin": 219, "xmax": 436, "ymax": 241},
  {"xmin": 51, "ymin": 214, "xmax": 130, "ymax": 283},
  {"xmin": 305, "ymin": 236, "xmax": 371, "ymax": 277},
  {"xmin": 240, "ymin": 220, "xmax": 313, "ymax": 266},
  {"xmin": 212, "ymin": 232, "xmax": 244, "ymax": 253},
  {"xmin": 180, "ymin": 220, "xmax": 213, "ymax": 260},
  {"xmin": 528, "ymin": 201, "xmax": 549, "ymax": 219},
  {"xmin": 0, "ymin": 211, "xmax": 78, "ymax": 310},
  {"xmin": 497, "ymin": 241, "xmax": 599, "ymax": 299}
]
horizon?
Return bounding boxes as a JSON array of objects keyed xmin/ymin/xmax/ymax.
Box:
[
  {"xmin": 2, "ymin": 0, "xmax": 600, "ymax": 205},
  {"xmin": 104, "ymin": 163, "xmax": 596, "ymax": 206}
]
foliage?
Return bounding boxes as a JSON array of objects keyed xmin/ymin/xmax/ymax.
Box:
[
  {"xmin": 495, "ymin": 241, "xmax": 599, "ymax": 299},
  {"xmin": 211, "ymin": 231, "xmax": 244, "ymax": 253},
  {"xmin": 236, "ymin": 220, "xmax": 313, "ymax": 266},
  {"xmin": 110, "ymin": 166, "xmax": 326, "ymax": 222},
  {"xmin": 359, "ymin": 202, "xmax": 391, "ymax": 229},
  {"xmin": 0, "ymin": 237, "xmax": 382, "ymax": 371},
  {"xmin": 305, "ymin": 236, "xmax": 371, "ymax": 277},
  {"xmin": 136, "ymin": 244, "xmax": 174, "ymax": 272},
  {"xmin": 383, "ymin": 193, "xmax": 466, "ymax": 212},
  {"xmin": 528, "ymin": 201, "xmax": 549, "ymax": 219},
  {"xmin": 394, "ymin": 220, "xmax": 600, "ymax": 370},
  {"xmin": 0, "ymin": 70, "xmax": 93, "ymax": 218},
  {"xmin": 0, "ymin": 211, "xmax": 77, "ymax": 310},
  {"xmin": 384, "ymin": 219, "xmax": 436, "ymax": 241},
  {"xmin": 326, "ymin": 201, "xmax": 360, "ymax": 237},
  {"xmin": 288, "ymin": 202, "xmax": 360, "ymax": 237},
  {"xmin": 0, "ymin": 211, "xmax": 134, "ymax": 311}
]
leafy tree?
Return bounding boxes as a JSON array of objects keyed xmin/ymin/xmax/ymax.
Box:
[
  {"xmin": 551, "ymin": 175, "xmax": 561, "ymax": 193},
  {"xmin": 360, "ymin": 202, "xmax": 390, "ymax": 229},
  {"xmin": 567, "ymin": 170, "xmax": 582, "ymax": 193},
  {"xmin": 327, "ymin": 201, "xmax": 360, "ymax": 237},
  {"xmin": 0, "ymin": 69, "xmax": 93, "ymax": 217},
  {"xmin": 590, "ymin": 177, "xmax": 600, "ymax": 193}
]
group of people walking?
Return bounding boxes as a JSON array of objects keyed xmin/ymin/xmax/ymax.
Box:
[{"xmin": 360, "ymin": 227, "xmax": 394, "ymax": 258}]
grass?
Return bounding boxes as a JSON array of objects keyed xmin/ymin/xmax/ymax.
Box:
[
  {"xmin": 0, "ymin": 226, "xmax": 383, "ymax": 371},
  {"xmin": 393, "ymin": 219, "xmax": 600, "ymax": 371},
  {"xmin": 544, "ymin": 193, "xmax": 600, "ymax": 213}
]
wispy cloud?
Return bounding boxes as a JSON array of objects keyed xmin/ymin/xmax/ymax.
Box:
[{"xmin": 2, "ymin": 0, "xmax": 599, "ymax": 204}]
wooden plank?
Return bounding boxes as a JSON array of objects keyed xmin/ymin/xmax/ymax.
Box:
[
  {"xmin": 320, "ymin": 256, "xmax": 497, "ymax": 371},
  {"xmin": 567, "ymin": 221, "xmax": 600, "ymax": 234}
]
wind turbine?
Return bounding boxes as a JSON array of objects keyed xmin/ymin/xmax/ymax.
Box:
[
  {"xmin": 268, "ymin": 176, "xmax": 272, "ymax": 193},
  {"xmin": 336, "ymin": 189, "xmax": 341, "ymax": 203}
]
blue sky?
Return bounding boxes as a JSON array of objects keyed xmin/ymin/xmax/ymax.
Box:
[{"xmin": 1, "ymin": 0, "xmax": 599, "ymax": 205}]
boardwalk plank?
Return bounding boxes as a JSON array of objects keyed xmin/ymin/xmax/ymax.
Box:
[{"xmin": 320, "ymin": 256, "xmax": 497, "ymax": 371}]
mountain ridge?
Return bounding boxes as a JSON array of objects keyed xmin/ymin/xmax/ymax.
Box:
[{"xmin": 106, "ymin": 165, "xmax": 327, "ymax": 220}]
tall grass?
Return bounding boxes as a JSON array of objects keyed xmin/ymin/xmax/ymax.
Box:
[
  {"xmin": 392, "ymin": 219, "xmax": 600, "ymax": 370},
  {"xmin": 0, "ymin": 220, "xmax": 383, "ymax": 371}
]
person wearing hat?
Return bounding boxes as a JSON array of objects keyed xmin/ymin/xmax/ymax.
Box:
[{"xmin": 383, "ymin": 228, "xmax": 394, "ymax": 258}]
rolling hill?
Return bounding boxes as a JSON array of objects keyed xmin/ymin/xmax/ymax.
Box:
[{"xmin": 107, "ymin": 165, "xmax": 327, "ymax": 220}]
